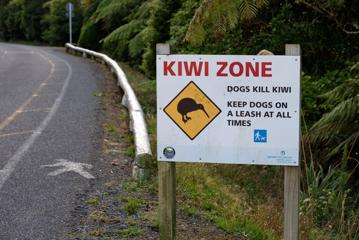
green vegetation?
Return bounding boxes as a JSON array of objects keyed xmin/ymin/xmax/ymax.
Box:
[
  {"xmin": 93, "ymin": 92, "xmax": 103, "ymax": 97},
  {"xmin": 112, "ymin": 226, "xmax": 144, "ymax": 237},
  {"xmin": 1, "ymin": 0, "xmax": 358, "ymax": 239},
  {"xmin": 103, "ymin": 122, "xmax": 117, "ymax": 133},
  {"xmin": 89, "ymin": 210, "xmax": 110, "ymax": 223},
  {"xmin": 86, "ymin": 196, "xmax": 100, "ymax": 206},
  {"xmin": 301, "ymin": 160, "xmax": 359, "ymax": 239},
  {"xmin": 121, "ymin": 196, "xmax": 145, "ymax": 215},
  {"xmin": 176, "ymin": 163, "xmax": 279, "ymax": 240}
]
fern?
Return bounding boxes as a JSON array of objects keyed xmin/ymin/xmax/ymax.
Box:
[
  {"xmin": 185, "ymin": 0, "xmax": 269, "ymax": 46},
  {"xmin": 93, "ymin": 0, "xmax": 140, "ymax": 24},
  {"xmin": 100, "ymin": 0, "xmax": 150, "ymax": 62},
  {"xmin": 140, "ymin": 0, "xmax": 180, "ymax": 77},
  {"xmin": 308, "ymin": 65, "xmax": 359, "ymax": 164},
  {"xmin": 128, "ymin": 29, "xmax": 146, "ymax": 59},
  {"xmin": 130, "ymin": 0, "xmax": 152, "ymax": 20},
  {"xmin": 321, "ymin": 78, "xmax": 359, "ymax": 107},
  {"xmin": 310, "ymin": 97, "xmax": 358, "ymax": 143},
  {"xmin": 102, "ymin": 19, "xmax": 145, "ymax": 44},
  {"xmin": 169, "ymin": 0, "xmax": 199, "ymax": 49}
]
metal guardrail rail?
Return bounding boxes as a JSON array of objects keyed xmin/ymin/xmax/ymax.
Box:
[{"xmin": 65, "ymin": 43, "xmax": 152, "ymax": 181}]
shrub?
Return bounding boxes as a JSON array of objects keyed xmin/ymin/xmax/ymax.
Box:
[
  {"xmin": 78, "ymin": 21, "xmax": 101, "ymax": 50},
  {"xmin": 301, "ymin": 160, "xmax": 359, "ymax": 239}
]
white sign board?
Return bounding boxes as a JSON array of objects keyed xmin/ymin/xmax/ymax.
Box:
[{"xmin": 157, "ymin": 55, "xmax": 300, "ymax": 166}]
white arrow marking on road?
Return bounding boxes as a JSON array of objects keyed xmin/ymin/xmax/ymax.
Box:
[{"xmin": 41, "ymin": 159, "xmax": 95, "ymax": 179}]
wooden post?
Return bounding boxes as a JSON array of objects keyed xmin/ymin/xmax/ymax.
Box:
[
  {"xmin": 156, "ymin": 43, "xmax": 176, "ymax": 240},
  {"xmin": 284, "ymin": 44, "xmax": 301, "ymax": 240}
]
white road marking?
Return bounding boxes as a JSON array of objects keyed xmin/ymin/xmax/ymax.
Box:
[
  {"xmin": 0, "ymin": 49, "xmax": 73, "ymax": 190},
  {"xmin": 0, "ymin": 130, "xmax": 34, "ymax": 138},
  {"xmin": 19, "ymin": 108, "xmax": 51, "ymax": 113},
  {"xmin": 4, "ymin": 51, "xmax": 34, "ymax": 54},
  {"xmin": 41, "ymin": 159, "xmax": 95, "ymax": 179}
]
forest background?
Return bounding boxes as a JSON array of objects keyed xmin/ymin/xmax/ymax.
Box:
[{"xmin": 0, "ymin": 0, "xmax": 358, "ymax": 239}]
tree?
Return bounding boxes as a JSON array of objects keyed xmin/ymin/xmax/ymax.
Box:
[
  {"xmin": 140, "ymin": 0, "xmax": 181, "ymax": 77},
  {"xmin": 77, "ymin": 0, "xmax": 102, "ymax": 49},
  {"xmin": 3, "ymin": 0, "xmax": 25, "ymax": 40},
  {"xmin": 22, "ymin": 0, "xmax": 48, "ymax": 41},
  {"xmin": 296, "ymin": 0, "xmax": 359, "ymax": 35}
]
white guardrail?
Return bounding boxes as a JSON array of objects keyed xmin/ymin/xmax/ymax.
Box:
[{"xmin": 65, "ymin": 43, "xmax": 152, "ymax": 181}]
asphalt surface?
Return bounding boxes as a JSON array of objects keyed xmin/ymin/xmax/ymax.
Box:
[{"xmin": 0, "ymin": 43, "xmax": 105, "ymax": 239}]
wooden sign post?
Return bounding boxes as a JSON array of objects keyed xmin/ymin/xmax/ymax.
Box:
[
  {"xmin": 157, "ymin": 43, "xmax": 176, "ymax": 240},
  {"xmin": 284, "ymin": 44, "xmax": 301, "ymax": 240}
]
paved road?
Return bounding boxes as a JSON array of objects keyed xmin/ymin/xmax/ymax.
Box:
[{"xmin": 0, "ymin": 43, "xmax": 104, "ymax": 239}]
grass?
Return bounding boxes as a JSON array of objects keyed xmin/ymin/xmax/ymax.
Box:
[
  {"xmin": 93, "ymin": 92, "xmax": 103, "ymax": 97},
  {"xmin": 103, "ymin": 122, "xmax": 117, "ymax": 133},
  {"xmin": 112, "ymin": 226, "xmax": 144, "ymax": 237},
  {"xmin": 125, "ymin": 145, "xmax": 135, "ymax": 158},
  {"xmin": 89, "ymin": 210, "xmax": 109, "ymax": 223},
  {"xmin": 300, "ymin": 159, "xmax": 359, "ymax": 239},
  {"xmin": 88, "ymin": 229, "xmax": 104, "ymax": 237},
  {"xmin": 121, "ymin": 197, "xmax": 144, "ymax": 215},
  {"xmin": 86, "ymin": 197, "xmax": 100, "ymax": 206},
  {"xmin": 177, "ymin": 163, "xmax": 280, "ymax": 240},
  {"xmin": 180, "ymin": 204, "xmax": 197, "ymax": 217},
  {"xmin": 81, "ymin": 178, "xmax": 154, "ymax": 239}
]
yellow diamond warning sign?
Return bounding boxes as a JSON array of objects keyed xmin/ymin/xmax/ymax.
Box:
[{"xmin": 164, "ymin": 81, "xmax": 221, "ymax": 140}]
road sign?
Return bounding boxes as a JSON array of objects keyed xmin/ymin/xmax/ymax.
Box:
[
  {"xmin": 164, "ymin": 81, "xmax": 221, "ymax": 140},
  {"xmin": 66, "ymin": 2, "xmax": 74, "ymax": 12},
  {"xmin": 65, "ymin": 2, "xmax": 74, "ymax": 17},
  {"xmin": 157, "ymin": 54, "xmax": 300, "ymax": 166}
]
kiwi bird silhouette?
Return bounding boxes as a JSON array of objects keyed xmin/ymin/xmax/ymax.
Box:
[{"xmin": 177, "ymin": 98, "xmax": 209, "ymax": 123}]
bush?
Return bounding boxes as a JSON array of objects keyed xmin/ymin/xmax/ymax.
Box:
[
  {"xmin": 78, "ymin": 21, "xmax": 101, "ymax": 50},
  {"xmin": 301, "ymin": 160, "xmax": 359, "ymax": 239},
  {"xmin": 140, "ymin": 0, "xmax": 181, "ymax": 78}
]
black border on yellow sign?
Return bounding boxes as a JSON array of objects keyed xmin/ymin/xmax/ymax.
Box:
[{"xmin": 163, "ymin": 81, "xmax": 222, "ymax": 140}]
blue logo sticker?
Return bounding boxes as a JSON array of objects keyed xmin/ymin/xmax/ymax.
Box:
[{"xmin": 254, "ymin": 129, "xmax": 267, "ymax": 143}]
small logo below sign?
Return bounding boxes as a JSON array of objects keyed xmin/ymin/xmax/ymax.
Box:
[
  {"xmin": 163, "ymin": 81, "xmax": 221, "ymax": 140},
  {"xmin": 254, "ymin": 129, "xmax": 267, "ymax": 143},
  {"xmin": 163, "ymin": 147, "xmax": 176, "ymax": 159}
]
